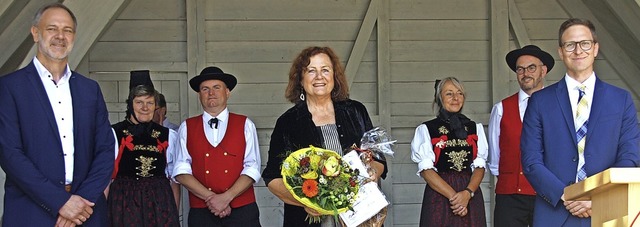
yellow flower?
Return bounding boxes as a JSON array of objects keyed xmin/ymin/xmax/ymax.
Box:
[
  {"xmin": 322, "ymin": 156, "xmax": 341, "ymax": 177},
  {"xmin": 309, "ymin": 154, "xmax": 322, "ymax": 169},
  {"xmin": 301, "ymin": 170, "xmax": 318, "ymax": 179}
]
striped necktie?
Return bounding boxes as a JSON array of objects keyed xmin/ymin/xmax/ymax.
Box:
[{"xmin": 576, "ymin": 85, "xmax": 588, "ymax": 181}]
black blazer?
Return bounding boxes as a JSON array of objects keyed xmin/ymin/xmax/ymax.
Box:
[{"xmin": 262, "ymin": 99, "xmax": 387, "ymax": 227}]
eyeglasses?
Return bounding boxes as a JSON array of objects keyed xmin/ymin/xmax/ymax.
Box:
[
  {"xmin": 561, "ymin": 40, "xmax": 595, "ymax": 52},
  {"xmin": 516, "ymin": 64, "xmax": 543, "ymax": 74}
]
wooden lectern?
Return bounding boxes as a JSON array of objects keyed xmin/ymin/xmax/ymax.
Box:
[{"xmin": 564, "ymin": 168, "xmax": 640, "ymax": 227}]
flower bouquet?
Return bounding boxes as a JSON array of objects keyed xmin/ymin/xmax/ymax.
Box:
[{"xmin": 281, "ymin": 146, "xmax": 360, "ymax": 223}]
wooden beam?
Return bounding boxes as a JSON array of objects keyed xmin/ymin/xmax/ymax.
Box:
[
  {"xmin": 376, "ymin": 0, "xmax": 393, "ymax": 225},
  {"xmin": 186, "ymin": 0, "xmax": 206, "ymax": 117},
  {"xmin": 491, "ymin": 0, "xmax": 510, "ymax": 105},
  {"xmin": 558, "ymin": 0, "xmax": 640, "ymax": 100},
  {"xmin": 0, "ymin": 0, "xmax": 53, "ymax": 73},
  {"xmin": 508, "ymin": 0, "xmax": 530, "ymax": 47},
  {"xmin": 0, "ymin": 0, "xmax": 23, "ymax": 33},
  {"xmin": 603, "ymin": 0, "xmax": 640, "ymax": 48},
  {"xmin": 18, "ymin": 0, "xmax": 130, "ymax": 70},
  {"xmin": 345, "ymin": 0, "xmax": 378, "ymax": 87}
]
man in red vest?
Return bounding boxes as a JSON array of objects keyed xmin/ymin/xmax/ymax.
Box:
[
  {"xmin": 172, "ymin": 66, "xmax": 262, "ymax": 226},
  {"xmin": 488, "ymin": 45, "xmax": 554, "ymax": 227}
]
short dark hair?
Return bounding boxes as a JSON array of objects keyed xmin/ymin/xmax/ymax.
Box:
[
  {"xmin": 558, "ymin": 18, "xmax": 597, "ymax": 46},
  {"xmin": 157, "ymin": 93, "xmax": 167, "ymax": 108},
  {"xmin": 33, "ymin": 3, "xmax": 77, "ymax": 29},
  {"xmin": 285, "ymin": 46, "xmax": 349, "ymax": 103}
]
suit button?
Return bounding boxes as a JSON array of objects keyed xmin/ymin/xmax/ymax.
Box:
[
  {"xmin": 519, "ymin": 172, "xmax": 523, "ymax": 175},
  {"xmin": 205, "ymin": 153, "xmax": 209, "ymax": 157},
  {"xmin": 208, "ymin": 188, "xmax": 212, "ymax": 191},
  {"xmin": 224, "ymin": 152, "xmax": 227, "ymax": 156},
  {"xmin": 518, "ymin": 188, "xmax": 521, "ymax": 192},
  {"xmin": 572, "ymin": 157, "xmax": 577, "ymax": 162},
  {"xmin": 224, "ymin": 170, "xmax": 228, "ymax": 173},
  {"xmin": 205, "ymin": 170, "xmax": 209, "ymax": 174}
]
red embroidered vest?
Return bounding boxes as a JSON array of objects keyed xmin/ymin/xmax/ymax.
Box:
[
  {"xmin": 495, "ymin": 93, "xmax": 535, "ymax": 195},
  {"xmin": 185, "ymin": 113, "xmax": 256, "ymax": 208}
]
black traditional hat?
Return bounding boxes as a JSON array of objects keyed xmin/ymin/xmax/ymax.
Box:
[
  {"xmin": 129, "ymin": 70, "xmax": 154, "ymax": 89},
  {"xmin": 505, "ymin": 45, "xmax": 555, "ymax": 73},
  {"xmin": 189, "ymin": 66, "xmax": 237, "ymax": 92}
]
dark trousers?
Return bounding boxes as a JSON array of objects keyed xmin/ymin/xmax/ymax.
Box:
[
  {"xmin": 494, "ymin": 194, "xmax": 535, "ymax": 227},
  {"xmin": 188, "ymin": 202, "xmax": 261, "ymax": 227}
]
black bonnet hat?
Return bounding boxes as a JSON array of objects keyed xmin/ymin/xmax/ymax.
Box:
[
  {"xmin": 189, "ymin": 66, "xmax": 237, "ymax": 92},
  {"xmin": 129, "ymin": 70, "xmax": 154, "ymax": 90},
  {"xmin": 505, "ymin": 45, "xmax": 555, "ymax": 73}
]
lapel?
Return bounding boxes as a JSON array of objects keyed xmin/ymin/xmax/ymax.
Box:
[
  {"xmin": 585, "ymin": 77, "xmax": 605, "ymax": 141},
  {"xmin": 555, "ymin": 78, "xmax": 578, "ymax": 145},
  {"xmin": 26, "ymin": 62, "xmax": 61, "ymax": 137}
]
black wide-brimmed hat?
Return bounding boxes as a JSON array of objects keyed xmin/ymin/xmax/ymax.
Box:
[
  {"xmin": 189, "ymin": 66, "xmax": 237, "ymax": 92},
  {"xmin": 129, "ymin": 70, "xmax": 154, "ymax": 90},
  {"xmin": 505, "ymin": 45, "xmax": 555, "ymax": 73}
]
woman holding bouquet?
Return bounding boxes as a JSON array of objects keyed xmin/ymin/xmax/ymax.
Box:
[
  {"xmin": 411, "ymin": 77, "xmax": 487, "ymax": 227},
  {"xmin": 262, "ymin": 46, "xmax": 388, "ymax": 227}
]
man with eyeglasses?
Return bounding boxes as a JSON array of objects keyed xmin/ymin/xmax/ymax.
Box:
[
  {"xmin": 521, "ymin": 18, "xmax": 640, "ymax": 226},
  {"xmin": 489, "ymin": 45, "xmax": 554, "ymax": 227}
]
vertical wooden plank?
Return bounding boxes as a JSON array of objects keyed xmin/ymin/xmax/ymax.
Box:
[
  {"xmin": 186, "ymin": 0, "xmax": 206, "ymax": 117},
  {"xmin": 508, "ymin": 0, "xmax": 530, "ymax": 47},
  {"xmin": 491, "ymin": 0, "xmax": 510, "ymax": 105},
  {"xmin": 376, "ymin": 0, "xmax": 393, "ymax": 225},
  {"xmin": 183, "ymin": 0, "xmax": 205, "ymax": 224},
  {"xmin": 345, "ymin": 0, "xmax": 378, "ymax": 87},
  {"xmin": 558, "ymin": 0, "xmax": 640, "ymax": 99},
  {"xmin": 490, "ymin": 1, "xmax": 510, "ymax": 226}
]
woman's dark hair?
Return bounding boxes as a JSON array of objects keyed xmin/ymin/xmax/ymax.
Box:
[
  {"xmin": 126, "ymin": 85, "xmax": 159, "ymax": 119},
  {"xmin": 285, "ymin": 46, "xmax": 349, "ymax": 103}
]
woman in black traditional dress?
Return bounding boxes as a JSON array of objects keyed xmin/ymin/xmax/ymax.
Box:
[
  {"xmin": 107, "ymin": 72, "xmax": 180, "ymax": 226},
  {"xmin": 411, "ymin": 77, "xmax": 487, "ymax": 227}
]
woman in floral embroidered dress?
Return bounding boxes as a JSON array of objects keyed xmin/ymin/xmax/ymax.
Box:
[
  {"xmin": 411, "ymin": 77, "xmax": 487, "ymax": 227},
  {"xmin": 107, "ymin": 72, "xmax": 180, "ymax": 226}
]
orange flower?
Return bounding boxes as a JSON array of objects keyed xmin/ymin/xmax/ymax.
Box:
[{"xmin": 302, "ymin": 179, "xmax": 319, "ymax": 198}]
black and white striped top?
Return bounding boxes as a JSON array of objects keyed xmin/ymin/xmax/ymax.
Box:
[{"xmin": 319, "ymin": 124, "xmax": 342, "ymax": 155}]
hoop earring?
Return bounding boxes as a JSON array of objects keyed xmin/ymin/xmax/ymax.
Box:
[{"xmin": 300, "ymin": 93, "xmax": 305, "ymax": 101}]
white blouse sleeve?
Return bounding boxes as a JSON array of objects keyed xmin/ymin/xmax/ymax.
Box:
[
  {"xmin": 411, "ymin": 124, "xmax": 437, "ymax": 175},
  {"xmin": 472, "ymin": 123, "xmax": 488, "ymax": 170}
]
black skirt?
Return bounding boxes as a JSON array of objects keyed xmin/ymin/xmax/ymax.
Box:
[
  {"xmin": 419, "ymin": 171, "xmax": 486, "ymax": 227},
  {"xmin": 108, "ymin": 176, "xmax": 179, "ymax": 227}
]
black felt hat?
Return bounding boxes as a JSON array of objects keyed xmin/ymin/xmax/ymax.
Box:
[
  {"xmin": 189, "ymin": 66, "xmax": 237, "ymax": 92},
  {"xmin": 505, "ymin": 45, "xmax": 555, "ymax": 73},
  {"xmin": 129, "ymin": 70, "xmax": 154, "ymax": 90}
]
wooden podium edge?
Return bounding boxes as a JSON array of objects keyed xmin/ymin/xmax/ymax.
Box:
[{"xmin": 564, "ymin": 168, "xmax": 640, "ymax": 201}]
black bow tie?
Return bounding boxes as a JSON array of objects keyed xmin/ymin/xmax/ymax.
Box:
[{"xmin": 208, "ymin": 118, "xmax": 219, "ymax": 129}]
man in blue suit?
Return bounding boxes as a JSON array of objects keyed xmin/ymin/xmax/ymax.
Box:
[
  {"xmin": 0, "ymin": 3, "xmax": 114, "ymax": 226},
  {"xmin": 521, "ymin": 18, "xmax": 640, "ymax": 226}
]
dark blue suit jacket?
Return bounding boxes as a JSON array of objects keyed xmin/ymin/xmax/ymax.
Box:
[
  {"xmin": 0, "ymin": 62, "xmax": 114, "ymax": 226},
  {"xmin": 521, "ymin": 76, "xmax": 640, "ymax": 226}
]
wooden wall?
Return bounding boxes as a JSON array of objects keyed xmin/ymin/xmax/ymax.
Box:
[{"xmin": 1, "ymin": 0, "xmax": 636, "ymax": 226}]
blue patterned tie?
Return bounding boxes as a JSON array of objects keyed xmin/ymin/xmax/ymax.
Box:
[{"xmin": 576, "ymin": 85, "xmax": 588, "ymax": 181}]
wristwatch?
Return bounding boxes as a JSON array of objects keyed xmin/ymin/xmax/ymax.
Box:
[{"xmin": 465, "ymin": 188, "xmax": 475, "ymax": 197}]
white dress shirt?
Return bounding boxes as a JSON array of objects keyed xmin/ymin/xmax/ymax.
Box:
[
  {"xmin": 172, "ymin": 108, "xmax": 262, "ymax": 183},
  {"xmin": 411, "ymin": 122, "xmax": 488, "ymax": 176},
  {"xmin": 565, "ymin": 73, "xmax": 596, "ymax": 182},
  {"xmin": 34, "ymin": 57, "xmax": 75, "ymax": 184},
  {"xmin": 487, "ymin": 89, "xmax": 530, "ymax": 176}
]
